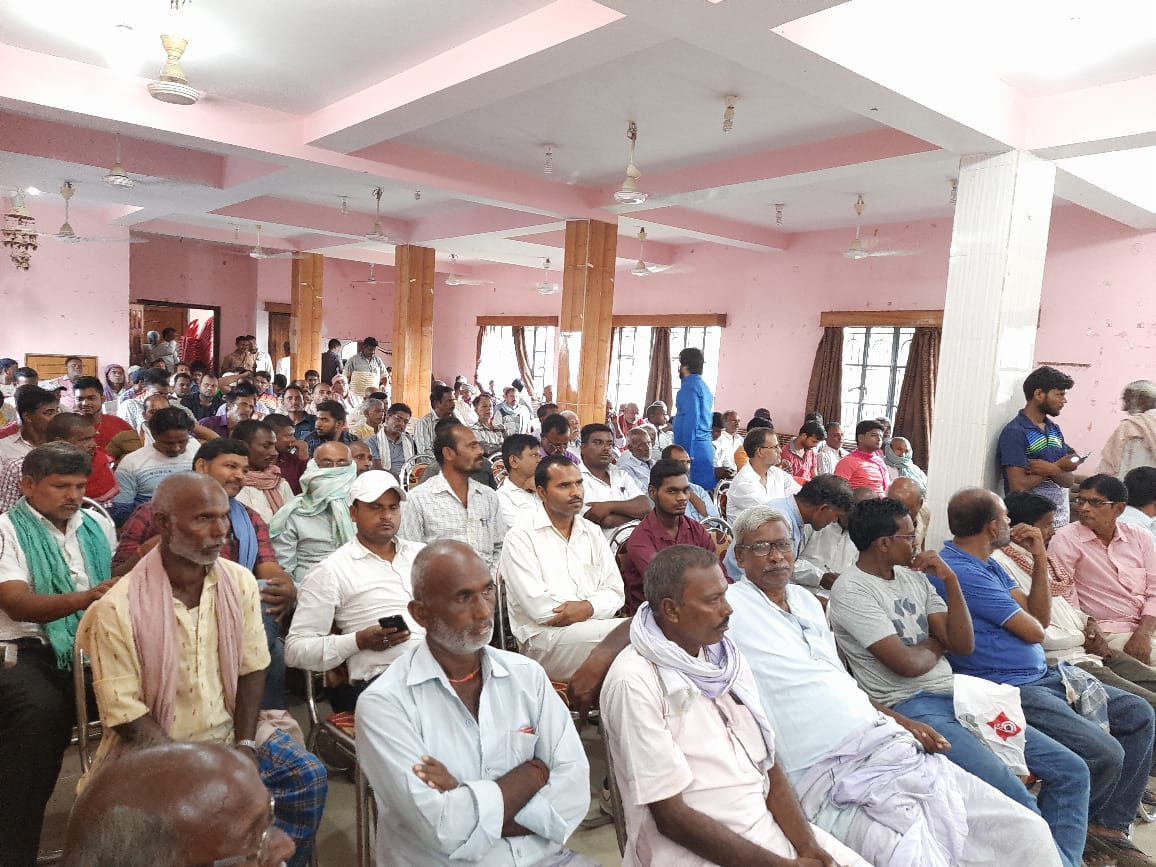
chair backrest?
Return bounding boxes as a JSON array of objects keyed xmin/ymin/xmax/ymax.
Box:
[
  {"xmin": 607, "ymin": 519, "xmax": 640, "ymax": 556},
  {"xmin": 488, "ymin": 455, "xmax": 507, "ymax": 485},
  {"xmin": 714, "ymin": 479, "xmax": 730, "ymax": 518},
  {"xmin": 700, "ymin": 516, "xmax": 734, "ymax": 561},
  {"xmin": 81, "ymin": 497, "xmax": 113, "ymax": 525},
  {"xmin": 491, "ymin": 573, "xmax": 518, "ymax": 653},
  {"xmin": 599, "ymin": 721, "xmax": 628, "ymax": 855},
  {"xmin": 72, "ymin": 634, "xmax": 102, "ymax": 774},
  {"xmin": 400, "ymin": 453, "xmax": 435, "ymax": 491}
]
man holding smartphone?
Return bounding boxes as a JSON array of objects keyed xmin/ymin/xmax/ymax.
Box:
[{"xmin": 286, "ymin": 470, "xmax": 425, "ymax": 711}]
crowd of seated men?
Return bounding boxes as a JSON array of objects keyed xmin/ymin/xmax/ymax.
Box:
[{"xmin": 5, "ymin": 342, "xmax": 1156, "ymax": 867}]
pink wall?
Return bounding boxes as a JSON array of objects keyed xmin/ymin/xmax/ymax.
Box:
[
  {"xmin": 321, "ymin": 258, "xmax": 395, "ymax": 343},
  {"xmin": 0, "ymin": 199, "xmax": 129, "ymax": 370},
  {"xmin": 130, "ymin": 234, "xmax": 258, "ymax": 350}
]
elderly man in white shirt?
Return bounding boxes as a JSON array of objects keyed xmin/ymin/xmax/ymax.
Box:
[
  {"xmin": 357, "ymin": 540, "xmax": 594, "ymax": 867},
  {"xmin": 615, "ymin": 428, "xmax": 654, "ymax": 493},
  {"xmin": 286, "ymin": 470, "xmax": 424, "ymax": 710},
  {"xmin": 725, "ymin": 427, "xmax": 800, "ymax": 523},
  {"xmin": 499, "ymin": 455, "xmax": 628, "ymax": 682},
  {"xmin": 577, "ymin": 424, "xmax": 648, "ymax": 540},
  {"xmin": 400, "ymin": 422, "xmax": 506, "ymax": 572},
  {"xmin": 815, "ymin": 422, "xmax": 849, "ymax": 477},
  {"xmin": 496, "ymin": 434, "xmax": 541, "ymax": 530}
]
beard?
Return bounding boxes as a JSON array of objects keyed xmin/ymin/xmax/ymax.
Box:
[{"xmin": 427, "ymin": 618, "xmax": 494, "ymax": 655}]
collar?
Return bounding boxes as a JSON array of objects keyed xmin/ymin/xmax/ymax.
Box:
[
  {"xmin": 405, "ymin": 640, "xmax": 509, "ymax": 688},
  {"xmin": 348, "ymin": 535, "xmax": 416, "ymax": 563},
  {"xmin": 22, "ymin": 501, "xmax": 84, "ymax": 537},
  {"xmin": 499, "ymin": 477, "xmax": 535, "ymax": 496}
]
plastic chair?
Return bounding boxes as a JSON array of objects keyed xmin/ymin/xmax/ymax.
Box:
[
  {"xmin": 599, "ymin": 720, "xmax": 627, "ymax": 855},
  {"xmin": 81, "ymin": 497, "xmax": 113, "ymax": 525},
  {"xmin": 488, "ymin": 455, "xmax": 507, "ymax": 486},
  {"xmin": 490, "ymin": 574, "xmax": 518, "ymax": 653},
  {"xmin": 714, "ymin": 480, "xmax": 731, "ymax": 520},
  {"xmin": 72, "ymin": 634, "xmax": 102, "ymax": 775},
  {"xmin": 700, "ymin": 516, "xmax": 734, "ymax": 561},
  {"xmin": 400, "ymin": 454, "xmax": 434, "ymax": 491}
]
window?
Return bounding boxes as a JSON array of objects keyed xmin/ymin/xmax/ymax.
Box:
[
  {"xmin": 840, "ymin": 326, "xmax": 913, "ymax": 426},
  {"xmin": 607, "ymin": 325, "xmax": 721, "ymax": 410},
  {"xmin": 476, "ymin": 325, "xmax": 555, "ymax": 396},
  {"xmin": 523, "ymin": 324, "xmax": 556, "ymax": 394}
]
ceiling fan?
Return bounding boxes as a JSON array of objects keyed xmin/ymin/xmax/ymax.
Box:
[
  {"xmin": 843, "ymin": 194, "xmax": 914, "ymax": 260},
  {"xmin": 444, "ymin": 254, "xmax": 491, "ymax": 286},
  {"xmin": 41, "ymin": 182, "xmax": 147, "ymax": 244},
  {"xmin": 613, "ymin": 122, "xmax": 648, "ymax": 205},
  {"xmin": 104, "ymin": 134, "xmax": 137, "ymax": 190},
  {"xmin": 536, "ymin": 258, "xmax": 560, "ymax": 295},
  {"xmin": 365, "ymin": 187, "xmax": 391, "ymax": 244},
  {"xmin": 239, "ymin": 224, "xmax": 303, "ymax": 260},
  {"xmin": 350, "ymin": 263, "xmax": 380, "ymax": 286},
  {"xmin": 630, "ymin": 227, "xmax": 672, "ymax": 276}
]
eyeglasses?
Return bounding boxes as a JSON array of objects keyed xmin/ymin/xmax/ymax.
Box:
[
  {"xmin": 736, "ymin": 539, "xmax": 794, "ymax": 556},
  {"xmin": 202, "ymin": 797, "xmax": 276, "ymax": 866},
  {"xmin": 1074, "ymin": 497, "xmax": 1117, "ymax": 508}
]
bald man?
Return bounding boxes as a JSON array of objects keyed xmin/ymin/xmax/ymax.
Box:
[
  {"xmin": 78, "ymin": 473, "xmax": 327, "ymax": 867},
  {"xmin": 356, "ymin": 540, "xmax": 593, "ymax": 867},
  {"xmin": 887, "ymin": 476, "xmax": 930, "ymax": 552},
  {"xmin": 63, "ymin": 741, "xmax": 295, "ymax": 867}
]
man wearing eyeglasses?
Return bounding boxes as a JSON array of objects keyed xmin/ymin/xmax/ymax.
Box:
[
  {"xmin": 1051, "ymin": 474, "xmax": 1156, "ymax": 670},
  {"xmin": 724, "ymin": 427, "xmax": 799, "ymax": 524},
  {"xmin": 724, "ymin": 504, "xmax": 1061, "ymax": 867}
]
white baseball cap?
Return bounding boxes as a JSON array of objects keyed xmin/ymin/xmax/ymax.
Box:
[{"xmin": 349, "ymin": 470, "xmax": 407, "ymax": 503}]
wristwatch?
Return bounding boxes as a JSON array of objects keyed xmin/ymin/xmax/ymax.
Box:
[{"xmin": 235, "ymin": 738, "xmax": 258, "ymax": 753}]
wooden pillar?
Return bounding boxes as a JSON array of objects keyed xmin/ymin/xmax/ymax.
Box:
[
  {"xmin": 391, "ymin": 244, "xmax": 436, "ymax": 412},
  {"xmin": 290, "ymin": 253, "xmax": 323, "ymax": 381},
  {"xmin": 557, "ymin": 219, "xmax": 617, "ymax": 426}
]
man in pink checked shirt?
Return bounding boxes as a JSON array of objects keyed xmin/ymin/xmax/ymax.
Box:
[{"xmin": 833, "ymin": 419, "xmax": 889, "ymax": 496}]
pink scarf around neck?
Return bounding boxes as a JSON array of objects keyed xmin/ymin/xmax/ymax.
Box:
[
  {"xmin": 243, "ymin": 465, "xmax": 285, "ymax": 512},
  {"xmin": 129, "ymin": 547, "xmax": 244, "ymax": 737}
]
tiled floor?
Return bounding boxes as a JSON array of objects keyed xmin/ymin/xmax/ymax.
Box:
[{"xmin": 35, "ymin": 697, "xmax": 1156, "ymax": 866}]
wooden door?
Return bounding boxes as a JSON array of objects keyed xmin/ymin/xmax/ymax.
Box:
[{"xmin": 268, "ymin": 312, "xmax": 291, "ymax": 368}]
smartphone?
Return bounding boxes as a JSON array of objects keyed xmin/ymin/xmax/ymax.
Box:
[{"xmin": 378, "ymin": 614, "xmax": 408, "ymax": 633}]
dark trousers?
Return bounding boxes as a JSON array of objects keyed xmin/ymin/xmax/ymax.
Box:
[
  {"xmin": 0, "ymin": 642, "xmax": 75, "ymax": 867},
  {"xmin": 1079, "ymin": 654, "xmax": 1156, "ymax": 772}
]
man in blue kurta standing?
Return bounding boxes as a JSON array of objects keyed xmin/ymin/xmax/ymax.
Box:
[{"xmin": 673, "ymin": 347, "xmax": 716, "ymax": 492}]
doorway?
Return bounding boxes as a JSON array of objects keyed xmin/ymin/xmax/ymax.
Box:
[{"xmin": 130, "ymin": 301, "xmax": 221, "ymax": 372}]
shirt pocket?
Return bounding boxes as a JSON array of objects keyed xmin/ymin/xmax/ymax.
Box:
[
  {"xmin": 507, "ymin": 729, "xmax": 539, "ymax": 765},
  {"xmin": 1119, "ymin": 566, "xmax": 1149, "ymax": 597}
]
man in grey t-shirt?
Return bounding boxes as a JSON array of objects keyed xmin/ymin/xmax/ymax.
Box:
[{"xmin": 829, "ymin": 496, "xmax": 1087, "ymax": 867}]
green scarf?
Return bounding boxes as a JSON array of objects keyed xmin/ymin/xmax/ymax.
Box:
[
  {"xmin": 268, "ymin": 460, "xmax": 357, "ymax": 550},
  {"xmin": 8, "ymin": 497, "xmax": 112, "ymax": 669}
]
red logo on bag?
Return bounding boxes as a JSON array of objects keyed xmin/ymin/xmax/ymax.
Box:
[{"xmin": 986, "ymin": 711, "xmax": 1022, "ymax": 741}]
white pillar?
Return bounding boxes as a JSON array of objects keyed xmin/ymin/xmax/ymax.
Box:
[{"xmin": 925, "ymin": 151, "xmax": 1056, "ymax": 546}]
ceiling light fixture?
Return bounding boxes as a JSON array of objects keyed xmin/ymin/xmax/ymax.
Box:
[
  {"xmin": 774, "ymin": 203, "xmax": 784, "ymax": 227},
  {"xmin": 147, "ymin": 33, "xmax": 200, "ymax": 105},
  {"xmin": 56, "ymin": 182, "xmax": 78, "ymax": 241},
  {"xmin": 104, "ymin": 134, "xmax": 136, "ymax": 189},
  {"xmin": 543, "ymin": 144, "xmax": 555, "ymax": 175},
  {"xmin": 722, "ymin": 95, "xmax": 737, "ymax": 134},
  {"xmin": 414, "ymin": 190, "xmax": 421, "ymax": 201},
  {"xmin": 949, "ymin": 179, "xmax": 958, "ymax": 207},
  {"xmin": 536, "ymin": 257, "xmax": 560, "ymax": 295},
  {"xmin": 24, "ymin": 187, "xmax": 42, "ymax": 197},
  {"xmin": 613, "ymin": 122, "xmax": 648, "ymax": 205},
  {"xmin": 339, "ymin": 196, "xmax": 349, "ymax": 216},
  {"xmin": 3, "ymin": 194, "xmax": 38, "ymax": 270},
  {"xmin": 365, "ymin": 187, "xmax": 390, "ymax": 243}
]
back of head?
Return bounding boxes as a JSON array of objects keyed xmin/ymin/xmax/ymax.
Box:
[
  {"xmin": 1124, "ymin": 380, "xmax": 1156, "ymax": 413},
  {"xmin": 1079, "ymin": 473, "xmax": 1128, "ymax": 504},
  {"xmin": 644, "ymin": 544, "xmax": 718, "ymax": 612},
  {"xmin": 753, "ymin": 408, "xmax": 772, "ymax": 421},
  {"xmin": 148, "ymin": 406, "xmax": 193, "ymax": 437},
  {"xmin": 232, "ymin": 418, "xmax": 273, "ymax": 445},
  {"xmin": 798, "ymin": 421, "xmax": 825, "ymax": 439},
  {"xmin": 541, "ymin": 413, "xmax": 569, "ymax": 438},
  {"xmin": 711, "ymin": 411, "xmax": 724, "ymax": 430},
  {"xmin": 847, "ymin": 496, "xmax": 909, "ymax": 551},
  {"xmin": 63, "ymin": 806, "xmax": 178, "ymax": 867},
  {"xmin": 142, "ymin": 368, "xmax": 170, "ymax": 388},
  {"xmin": 745, "ymin": 416, "xmax": 772, "ymax": 432},
  {"xmin": 678, "ymin": 347, "xmax": 704, "ymax": 375},
  {"xmin": 1124, "ymin": 467, "xmax": 1156, "ymax": 509},
  {"xmin": 1004, "ymin": 490, "xmax": 1057, "ymax": 526},
  {"xmin": 947, "ymin": 487, "xmax": 1000, "ymax": 537},
  {"xmin": 46, "ymin": 412, "xmax": 93, "ymax": 442},
  {"xmin": 796, "ymin": 474, "xmax": 854, "ymax": 511},
  {"xmin": 742, "ymin": 426, "xmax": 772, "ymax": 457}
]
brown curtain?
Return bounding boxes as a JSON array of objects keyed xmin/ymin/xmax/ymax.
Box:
[
  {"xmin": 474, "ymin": 326, "xmax": 486, "ymax": 391},
  {"xmin": 645, "ymin": 327, "xmax": 673, "ymax": 410},
  {"xmin": 805, "ymin": 326, "xmax": 843, "ymax": 426},
  {"xmin": 511, "ymin": 325, "xmax": 537, "ymax": 401},
  {"xmin": 893, "ymin": 327, "xmax": 941, "ymax": 472}
]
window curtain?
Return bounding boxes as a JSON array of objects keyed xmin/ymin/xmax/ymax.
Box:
[
  {"xmin": 476, "ymin": 326, "xmax": 520, "ymax": 396},
  {"xmin": 805, "ymin": 326, "xmax": 844, "ymax": 426},
  {"xmin": 511, "ymin": 325, "xmax": 537, "ymax": 401},
  {"xmin": 474, "ymin": 326, "xmax": 486, "ymax": 391},
  {"xmin": 645, "ymin": 326, "xmax": 673, "ymax": 410},
  {"xmin": 893, "ymin": 326, "xmax": 941, "ymax": 472}
]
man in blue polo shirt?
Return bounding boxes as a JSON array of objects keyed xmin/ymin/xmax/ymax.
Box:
[
  {"xmin": 932, "ymin": 487, "xmax": 1154, "ymax": 864},
  {"xmin": 997, "ymin": 365, "xmax": 1085, "ymax": 528}
]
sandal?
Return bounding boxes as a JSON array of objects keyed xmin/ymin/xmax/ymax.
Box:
[
  {"xmin": 1089, "ymin": 834, "xmax": 1155, "ymax": 867},
  {"xmin": 1083, "ymin": 835, "xmax": 1118, "ymax": 866}
]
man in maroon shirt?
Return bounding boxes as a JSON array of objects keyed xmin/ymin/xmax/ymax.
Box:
[
  {"xmin": 620, "ymin": 459, "xmax": 716, "ymax": 615},
  {"xmin": 265, "ymin": 413, "xmax": 309, "ymax": 495},
  {"xmin": 72, "ymin": 375, "xmax": 131, "ymax": 451}
]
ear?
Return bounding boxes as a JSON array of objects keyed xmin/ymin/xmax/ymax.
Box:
[
  {"xmin": 408, "ymin": 599, "xmax": 428, "ymax": 630},
  {"xmin": 659, "ymin": 596, "xmax": 681, "ymax": 624},
  {"xmin": 19, "ymin": 476, "xmax": 34, "ymax": 498}
]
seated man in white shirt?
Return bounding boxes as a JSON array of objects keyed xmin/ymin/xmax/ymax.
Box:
[
  {"xmin": 603, "ymin": 545, "xmax": 868, "ymax": 867},
  {"xmin": 286, "ymin": 470, "xmax": 425, "ymax": 712},
  {"xmin": 499, "ymin": 455, "xmax": 629, "ymax": 682},
  {"xmin": 356, "ymin": 540, "xmax": 593, "ymax": 867},
  {"xmin": 578, "ymin": 424, "xmax": 648, "ymax": 540},
  {"xmin": 1120, "ymin": 467, "xmax": 1156, "ymax": 541},
  {"xmin": 496, "ymin": 434, "xmax": 541, "ymax": 530},
  {"xmin": 615, "ymin": 428, "xmax": 653, "ymax": 493},
  {"xmin": 725, "ymin": 427, "xmax": 800, "ymax": 523}
]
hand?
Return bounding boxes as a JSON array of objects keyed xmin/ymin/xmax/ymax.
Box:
[
  {"xmin": 355, "ymin": 625, "xmax": 411, "ymax": 652},
  {"xmin": 1009, "ymin": 523, "xmax": 1047, "ymax": 559},
  {"xmin": 1084, "ymin": 619, "xmax": 1112, "ymax": 659},
  {"xmin": 546, "ymin": 600, "xmax": 594, "ymax": 627},
  {"xmin": 897, "ymin": 717, "xmax": 951, "ymax": 754},
  {"xmin": 567, "ymin": 650, "xmax": 612, "ymax": 727},
  {"xmin": 86, "ymin": 581, "xmax": 114, "ymax": 606},
  {"xmin": 524, "ymin": 757, "xmax": 550, "ymax": 789},
  {"xmin": 1026, "ymin": 459, "xmax": 1059, "ymax": 479},
  {"xmin": 260, "ymin": 572, "xmax": 297, "ymax": 620},
  {"xmin": 819, "ymin": 573, "xmax": 839, "ymax": 590},
  {"xmin": 413, "ymin": 755, "xmax": 459, "ymax": 792},
  {"xmin": 715, "ymin": 467, "xmax": 734, "ymax": 481},
  {"xmin": 1123, "ymin": 631, "xmax": 1153, "ymax": 665},
  {"xmin": 583, "ymin": 501, "xmax": 613, "ymax": 522},
  {"xmin": 911, "ymin": 550, "xmax": 955, "ymax": 583},
  {"xmin": 291, "ymin": 438, "xmax": 309, "ymax": 455},
  {"xmin": 790, "ymin": 843, "xmax": 837, "ymax": 867}
]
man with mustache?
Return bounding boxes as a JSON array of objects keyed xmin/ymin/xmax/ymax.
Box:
[
  {"xmin": 603, "ymin": 544, "xmax": 868, "ymax": 866},
  {"xmin": 356, "ymin": 540, "xmax": 593, "ymax": 867},
  {"xmin": 578, "ymin": 423, "xmax": 648, "ymax": 540},
  {"xmin": 499, "ymin": 455, "xmax": 627, "ymax": 682},
  {"xmin": 286, "ymin": 470, "xmax": 424, "ymax": 712}
]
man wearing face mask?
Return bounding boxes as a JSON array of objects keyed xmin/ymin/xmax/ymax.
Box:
[
  {"xmin": 270, "ymin": 442, "xmax": 359, "ymax": 586},
  {"xmin": 286, "ymin": 470, "xmax": 423, "ymax": 712}
]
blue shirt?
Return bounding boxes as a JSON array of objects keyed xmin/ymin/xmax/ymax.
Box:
[
  {"xmin": 997, "ymin": 410, "xmax": 1070, "ymax": 524},
  {"xmin": 932, "ymin": 541, "xmax": 1047, "ymax": 686},
  {"xmin": 673, "ymin": 373, "xmax": 716, "ymax": 490},
  {"xmin": 355, "ymin": 642, "xmax": 589, "ymax": 866}
]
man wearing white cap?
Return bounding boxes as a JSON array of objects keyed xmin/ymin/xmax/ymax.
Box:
[{"xmin": 286, "ymin": 469, "xmax": 426, "ymax": 711}]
